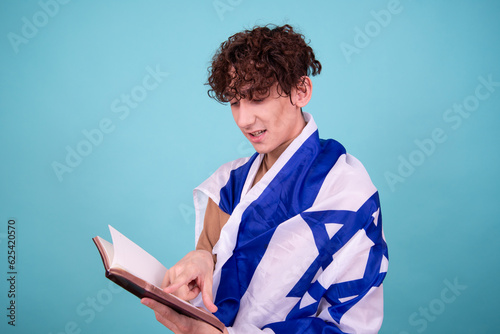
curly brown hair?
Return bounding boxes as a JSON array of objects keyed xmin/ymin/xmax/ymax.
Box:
[{"xmin": 207, "ymin": 24, "xmax": 322, "ymax": 104}]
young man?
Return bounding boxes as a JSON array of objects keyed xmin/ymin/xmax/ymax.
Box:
[{"xmin": 142, "ymin": 24, "xmax": 388, "ymax": 334}]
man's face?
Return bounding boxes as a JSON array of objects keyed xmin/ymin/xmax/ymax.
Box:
[{"xmin": 230, "ymin": 84, "xmax": 305, "ymax": 160}]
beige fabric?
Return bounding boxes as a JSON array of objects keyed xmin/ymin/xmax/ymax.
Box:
[
  {"xmin": 195, "ymin": 156, "xmax": 270, "ymax": 262},
  {"xmin": 195, "ymin": 197, "xmax": 230, "ymax": 261}
]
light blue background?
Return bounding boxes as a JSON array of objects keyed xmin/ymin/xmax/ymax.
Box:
[{"xmin": 1, "ymin": 0, "xmax": 499, "ymax": 333}]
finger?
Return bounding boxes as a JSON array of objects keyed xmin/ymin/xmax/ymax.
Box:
[
  {"xmin": 163, "ymin": 272, "xmax": 196, "ymax": 294},
  {"xmin": 201, "ymin": 276, "xmax": 218, "ymax": 313},
  {"xmin": 142, "ymin": 298, "xmax": 206, "ymax": 334},
  {"xmin": 161, "ymin": 270, "xmax": 171, "ymax": 289},
  {"xmin": 163, "ymin": 280, "xmax": 187, "ymax": 294},
  {"xmin": 188, "ymin": 281, "xmax": 198, "ymax": 290},
  {"xmin": 172, "ymin": 284, "xmax": 199, "ymax": 301},
  {"xmin": 142, "ymin": 297, "xmax": 166, "ymax": 312},
  {"xmin": 141, "ymin": 298, "xmax": 180, "ymax": 332}
]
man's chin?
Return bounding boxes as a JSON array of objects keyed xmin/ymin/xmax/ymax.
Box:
[{"xmin": 251, "ymin": 145, "xmax": 269, "ymax": 155}]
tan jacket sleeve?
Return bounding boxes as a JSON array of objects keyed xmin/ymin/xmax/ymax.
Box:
[{"xmin": 195, "ymin": 197, "xmax": 230, "ymax": 262}]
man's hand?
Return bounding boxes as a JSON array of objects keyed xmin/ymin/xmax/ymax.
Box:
[
  {"xmin": 162, "ymin": 250, "xmax": 218, "ymax": 313},
  {"xmin": 141, "ymin": 298, "xmax": 228, "ymax": 334}
]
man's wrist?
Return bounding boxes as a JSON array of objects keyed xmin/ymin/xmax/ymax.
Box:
[{"xmin": 196, "ymin": 249, "xmax": 215, "ymax": 268}]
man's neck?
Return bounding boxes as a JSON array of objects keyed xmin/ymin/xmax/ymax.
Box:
[
  {"xmin": 266, "ymin": 113, "xmax": 306, "ymax": 168},
  {"xmin": 253, "ymin": 118, "xmax": 307, "ymax": 186}
]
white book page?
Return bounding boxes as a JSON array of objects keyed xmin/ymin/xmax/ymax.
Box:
[
  {"xmin": 96, "ymin": 236, "xmax": 115, "ymax": 264},
  {"xmin": 109, "ymin": 225, "xmax": 167, "ymax": 287}
]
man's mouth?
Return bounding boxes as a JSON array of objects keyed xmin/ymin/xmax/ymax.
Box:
[{"xmin": 250, "ymin": 130, "xmax": 266, "ymax": 137}]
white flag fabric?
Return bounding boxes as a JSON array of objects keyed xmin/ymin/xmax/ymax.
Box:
[{"xmin": 193, "ymin": 113, "xmax": 388, "ymax": 333}]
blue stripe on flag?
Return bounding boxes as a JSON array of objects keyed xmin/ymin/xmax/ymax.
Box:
[
  {"xmin": 214, "ymin": 131, "xmax": 346, "ymax": 326},
  {"xmin": 284, "ymin": 192, "xmax": 387, "ymax": 323},
  {"xmin": 218, "ymin": 153, "xmax": 259, "ymax": 215},
  {"xmin": 264, "ymin": 317, "xmax": 349, "ymax": 334}
]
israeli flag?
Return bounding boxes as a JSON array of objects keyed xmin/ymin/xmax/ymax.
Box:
[{"xmin": 194, "ymin": 113, "xmax": 388, "ymax": 333}]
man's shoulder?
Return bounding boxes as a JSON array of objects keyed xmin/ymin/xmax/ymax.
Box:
[
  {"xmin": 318, "ymin": 137, "xmax": 372, "ymax": 185},
  {"xmin": 314, "ymin": 150, "xmax": 378, "ymax": 213},
  {"xmin": 195, "ymin": 155, "xmax": 255, "ymax": 201}
]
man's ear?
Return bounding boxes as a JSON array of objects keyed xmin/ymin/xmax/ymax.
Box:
[{"xmin": 293, "ymin": 76, "xmax": 313, "ymax": 108}]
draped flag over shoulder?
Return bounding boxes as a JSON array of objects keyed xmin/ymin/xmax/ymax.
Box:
[{"xmin": 193, "ymin": 113, "xmax": 388, "ymax": 334}]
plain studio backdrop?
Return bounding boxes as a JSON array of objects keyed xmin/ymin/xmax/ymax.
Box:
[{"xmin": 0, "ymin": 1, "xmax": 499, "ymax": 333}]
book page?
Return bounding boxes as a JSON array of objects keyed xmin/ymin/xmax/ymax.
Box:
[
  {"xmin": 109, "ymin": 225, "xmax": 167, "ymax": 287},
  {"xmin": 94, "ymin": 236, "xmax": 114, "ymax": 268}
]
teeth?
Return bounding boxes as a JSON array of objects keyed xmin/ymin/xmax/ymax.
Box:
[{"xmin": 251, "ymin": 130, "xmax": 265, "ymax": 136}]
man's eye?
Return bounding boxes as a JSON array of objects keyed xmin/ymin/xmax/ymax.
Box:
[
  {"xmin": 253, "ymin": 99, "xmax": 264, "ymax": 103},
  {"xmin": 230, "ymin": 101, "xmax": 239, "ymax": 106}
]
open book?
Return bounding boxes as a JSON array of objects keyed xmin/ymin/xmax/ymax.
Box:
[{"xmin": 93, "ymin": 225, "xmax": 224, "ymax": 332}]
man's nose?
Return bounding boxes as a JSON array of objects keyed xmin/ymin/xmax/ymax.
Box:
[{"xmin": 234, "ymin": 102, "xmax": 256, "ymax": 128}]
